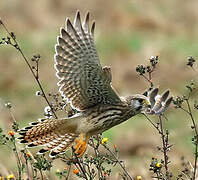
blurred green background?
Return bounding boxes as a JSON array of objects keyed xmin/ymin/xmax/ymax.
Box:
[{"xmin": 0, "ymin": 0, "xmax": 198, "ymax": 179}]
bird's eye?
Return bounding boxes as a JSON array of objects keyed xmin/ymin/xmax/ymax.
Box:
[{"xmin": 138, "ymin": 99, "xmax": 144, "ymax": 103}]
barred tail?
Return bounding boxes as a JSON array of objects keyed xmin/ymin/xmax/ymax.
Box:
[{"xmin": 18, "ymin": 116, "xmax": 80, "ymax": 157}]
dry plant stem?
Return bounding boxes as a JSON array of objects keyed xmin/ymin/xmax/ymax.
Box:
[
  {"xmin": 34, "ymin": 170, "xmax": 38, "ymax": 179},
  {"xmin": 144, "ymin": 114, "xmax": 170, "ymax": 179},
  {"xmin": 193, "ymin": 144, "xmax": 198, "ymax": 180},
  {"xmin": 84, "ymin": 162, "xmax": 91, "ymax": 178},
  {"xmin": 73, "ymin": 152, "xmax": 88, "ymax": 180},
  {"xmin": 185, "ymin": 99, "xmax": 198, "ymax": 136},
  {"xmin": 148, "ymin": 71, "xmax": 153, "ymax": 82},
  {"xmin": 36, "ymin": 60, "xmax": 39, "ymax": 78},
  {"xmin": 181, "ymin": 171, "xmax": 191, "ymax": 179},
  {"xmin": 7, "ymin": 107, "xmax": 22, "ymax": 180},
  {"xmin": 7, "ymin": 108, "xmax": 16, "ymax": 123},
  {"xmin": 31, "ymin": 164, "xmax": 35, "ymax": 178},
  {"xmin": 24, "ymin": 155, "xmax": 31, "ymax": 180},
  {"xmin": 185, "ymin": 99, "xmax": 198, "ymax": 180},
  {"xmin": 77, "ymin": 160, "xmax": 88, "ymax": 180},
  {"xmin": 142, "ymin": 65, "xmax": 156, "ymax": 88},
  {"xmin": 91, "ymin": 139, "xmax": 103, "ymax": 178},
  {"xmin": 25, "ymin": 159, "xmax": 30, "ymax": 180},
  {"xmin": 66, "ymin": 165, "xmax": 71, "ymax": 180},
  {"xmin": 39, "ymin": 169, "xmax": 44, "ymax": 180},
  {"xmin": 86, "ymin": 162, "xmax": 95, "ymax": 179},
  {"xmin": 152, "ymin": 172, "xmax": 160, "ymax": 179},
  {"xmin": 159, "ymin": 116, "xmax": 169, "ymax": 177},
  {"xmin": 0, "ymin": 20, "xmax": 58, "ymax": 119},
  {"xmin": 143, "ymin": 114, "xmax": 158, "ymax": 129},
  {"xmin": 180, "ymin": 98, "xmax": 198, "ymax": 180},
  {"xmin": 142, "ymin": 74, "xmax": 153, "ymax": 87},
  {"xmin": 104, "ymin": 145, "xmax": 134, "ymax": 180},
  {"xmin": 13, "ymin": 141, "xmax": 22, "ymax": 180},
  {"xmin": 7, "ymin": 106, "xmax": 24, "ymax": 179},
  {"xmin": 190, "ymin": 66, "xmax": 198, "ymax": 74}
]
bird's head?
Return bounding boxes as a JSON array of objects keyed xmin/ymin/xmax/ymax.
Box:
[{"xmin": 125, "ymin": 95, "xmax": 151, "ymax": 113}]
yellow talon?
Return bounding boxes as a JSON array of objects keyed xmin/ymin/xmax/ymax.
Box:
[{"xmin": 74, "ymin": 133, "xmax": 89, "ymax": 157}]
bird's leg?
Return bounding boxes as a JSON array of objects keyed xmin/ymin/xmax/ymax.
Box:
[{"xmin": 74, "ymin": 133, "xmax": 89, "ymax": 157}]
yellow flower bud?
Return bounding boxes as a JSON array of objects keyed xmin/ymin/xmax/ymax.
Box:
[
  {"xmin": 101, "ymin": 137, "xmax": 108, "ymax": 144},
  {"xmin": 156, "ymin": 163, "xmax": 162, "ymax": 168},
  {"xmin": 136, "ymin": 175, "xmax": 142, "ymax": 180},
  {"xmin": 6, "ymin": 174, "xmax": 14, "ymax": 179}
]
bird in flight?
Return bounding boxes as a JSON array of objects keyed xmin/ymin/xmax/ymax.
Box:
[{"xmin": 18, "ymin": 11, "xmax": 172, "ymax": 157}]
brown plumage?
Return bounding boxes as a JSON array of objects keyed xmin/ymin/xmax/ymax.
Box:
[{"xmin": 18, "ymin": 11, "xmax": 172, "ymax": 157}]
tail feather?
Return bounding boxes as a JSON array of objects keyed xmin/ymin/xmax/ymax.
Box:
[
  {"xmin": 49, "ymin": 133, "xmax": 78, "ymax": 157},
  {"xmin": 18, "ymin": 116, "xmax": 80, "ymax": 156},
  {"xmin": 38, "ymin": 133, "xmax": 78, "ymax": 157}
]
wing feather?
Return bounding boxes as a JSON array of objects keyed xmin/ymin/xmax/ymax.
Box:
[{"xmin": 54, "ymin": 11, "xmax": 121, "ymax": 110}]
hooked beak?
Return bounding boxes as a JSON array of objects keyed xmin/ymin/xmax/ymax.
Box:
[{"xmin": 143, "ymin": 99, "xmax": 151, "ymax": 108}]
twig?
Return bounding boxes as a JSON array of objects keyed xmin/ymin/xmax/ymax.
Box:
[
  {"xmin": 193, "ymin": 145, "xmax": 198, "ymax": 180},
  {"xmin": 39, "ymin": 169, "xmax": 44, "ymax": 180},
  {"xmin": 104, "ymin": 144, "xmax": 134, "ymax": 180},
  {"xmin": 159, "ymin": 116, "xmax": 169, "ymax": 177},
  {"xmin": 72, "ymin": 151, "xmax": 88, "ymax": 180},
  {"xmin": 25, "ymin": 158, "xmax": 30, "ymax": 179},
  {"xmin": 143, "ymin": 114, "xmax": 158, "ymax": 130},
  {"xmin": 91, "ymin": 138, "xmax": 103, "ymax": 179},
  {"xmin": 144, "ymin": 114, "xmax": 171, "ymax": 179},
  {"xmin": 13, "ymin": 137, "xmax": 22, "ymax": 180},
  {"xmin": 185, "ymin": 99, "xmax": 198, "ymax": 180},
  {"xmin": 66, "ymin": 165, "xmax": 71, "ymax": 180},
  {"xmin": 186, "ymin": 99, "xmax": 198, "ymax": 135},
  {"xmin": 142, "ymin": 74, "xmax": 153, "ymax": 87}
]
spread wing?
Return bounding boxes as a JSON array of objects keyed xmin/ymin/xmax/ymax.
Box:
[{"xmin": 54, "ymin": 11, "xmax": 121, "ymax": 110}]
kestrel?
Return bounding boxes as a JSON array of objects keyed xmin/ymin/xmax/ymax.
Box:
[{"xmin": 18, "ymin": 11, "xmax": 172, "ymax": 157}]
